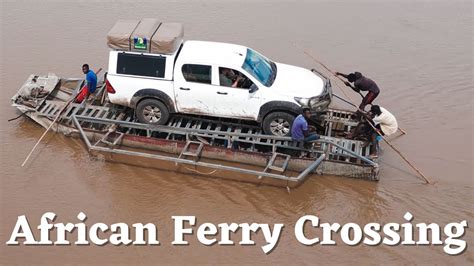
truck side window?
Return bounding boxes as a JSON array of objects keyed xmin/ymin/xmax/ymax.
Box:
[
  {"xmin": 182, "ymin": 64, "xmax": 212, "ymax": 84},
  {"xmin": 117, "ymin": 53, "xmax": 166, "ymax": 78},
  {"xmin": 219, "ymin": 67, "xmax": 253, "ymax": 89}
]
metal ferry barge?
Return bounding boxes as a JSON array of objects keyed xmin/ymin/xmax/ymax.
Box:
[{"xmin": 11, "ymin": 74, "xmax": 379, "ymax": 188}]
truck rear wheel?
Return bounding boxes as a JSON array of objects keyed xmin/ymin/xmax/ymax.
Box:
[
  {"xmin": 136, "ymin": 99, "xmax": 170, "ymax": 125},
  {"xmin": 262, "ymin": 112, "xmax": 295, "ymax": 137}
]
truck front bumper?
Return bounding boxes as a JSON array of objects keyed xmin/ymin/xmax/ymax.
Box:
[{"xmin": 309, "ymin": 79, "xmax": 332, "ymax": 112}]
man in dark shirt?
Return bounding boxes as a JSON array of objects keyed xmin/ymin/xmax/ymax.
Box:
[{"xmin": 336, "ymin": 71, "xmax": 380, "ymax": 111}]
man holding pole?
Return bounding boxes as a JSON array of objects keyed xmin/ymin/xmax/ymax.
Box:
[
  {"xmin": 367, "ymin": 105, "xmax": 398, "ymax": 157},
  {"xmin": 336, "ymin": 71, "xmax": 380, "ymax": 111}
]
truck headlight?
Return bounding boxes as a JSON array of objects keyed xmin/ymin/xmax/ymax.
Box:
[
  {"xmin": 309, "ymin": 97, "xmax": 321, "ymax": 107},
  {"xmin": 294, "ymin": 97, "xmax": 310, "ymax": 106}
]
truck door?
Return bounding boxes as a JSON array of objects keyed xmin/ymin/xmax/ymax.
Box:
[
  {"xmin": 214, "ymin": 67, "xmax": 262, "ymax": 120},
  {"xmin": 174, "ymin": 64, "xmax": 220, "ymax": 116},
  {"xmin": 174, "ymin": 64, "xmax": 262, "ymax": 120}
]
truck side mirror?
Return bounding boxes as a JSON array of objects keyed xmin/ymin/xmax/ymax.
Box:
[{"xmin": 249, "ymin": 84, "xmax": 259, "ymax": 93}]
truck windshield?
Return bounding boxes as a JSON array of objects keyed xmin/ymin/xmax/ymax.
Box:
[{"xmin": 242, "ymin": 48, "xmax": 276, "ymax": 87}]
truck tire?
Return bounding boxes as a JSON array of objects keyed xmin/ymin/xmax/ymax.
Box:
[
  {"xmin": 136, "ymin": 98, "xmax": 170, "ymax": 125},
  {"xmin": 262, "ymin": 112, "xmax": 295, "ymax": 137}
]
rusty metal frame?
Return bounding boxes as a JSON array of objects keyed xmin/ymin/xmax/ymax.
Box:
[
  {"xmin": 71, "ymin": 115, "xmax": 326, "ymax": 183},
  {"xmin": 73, "ymin": 115, "xmax": 377, "ymax": 167}
]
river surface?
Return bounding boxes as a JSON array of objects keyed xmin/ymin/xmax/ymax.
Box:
[{"xmin": 1, "ymin": 1, "xmax": 472, "ymax": 264}]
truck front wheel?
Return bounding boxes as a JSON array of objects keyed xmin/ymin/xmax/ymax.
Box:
[
  {"xmin": 136, "ymin": 98, "xmax": 170, "ymax": 125},
  {"xmin": 262, "ymin": 112, "xmax": 295, "ymax": 137}
]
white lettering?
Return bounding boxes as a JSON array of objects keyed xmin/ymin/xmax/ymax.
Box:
[
  {"xmin": 320, "ymin": 222, "xmax": 340, "ymax": 245},
  {"xmin": 238, "ymin": 223, "xmax": 260, "ymax": 245},
  {"xmin": 89, "ymin": 223, "xmax": 109, "ymax": 245},
  {"xmin": 401, "ymin": 212, "xmax": 416, "ymax": 245},
  {"xmin": 363, "ymin": 223, "xmax": 381, "ymax": 245},
  {"xmin": 133, "ymin": 223, "xmax": 159, "ymax": 245},
  {"xmin": 417, "ymin": 223, "xmax": 442, "ymax": 245},
  {"xmin": 260, "ymin": 223, "xmax": 284, "ymax": 254},
  {"xmin": 37, "ymin": 212, "xmax": 56, "ymax": 244},
  {"xmin": 172, "ymin": 216, "xmax": 195, "ymax": 245},
  {"xmin": 4, "ymin": 211, "xmax": 468, "ymax": 256},
  {"xmin": 75, "ymin": 212, "xmax": 88, "ymax": 245},
  {"xmin": 340, "ymin": 223, "xmax": 363, "ymax": 246},
  {"xmin": 110, "ymin": 223, "xmax": 132, "ymax": 245},
  {"xmin": 294, "ymin": 215, "xmax": 319, "ymax": 245},
  {"xmin": 6, "ymin": 215, "xmax": 37, "ymax": 245},
  {"xmin": 217, "ymin": 223, "xmax": 238, "ymax": 245},
  {"xmin": 197, "ymin": 223, "xmax": 217, "ymax": 246},
  {"xmin": 443, "ymin": 220, "xmax": 468, "ymax": 255},
  {"xmin": 54, "ymin": 223, "xmax": 75, "ymax": 245},
  {"xmin": 382, "ymin": 223, "xmax": 401, "ymax": 245}
]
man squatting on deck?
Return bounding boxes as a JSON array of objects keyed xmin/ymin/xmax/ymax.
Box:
[
  {"xmin": 76, "ymin": 64, "xmax": 97, "ymax": 103},
  {"xmin": 370, "ymin": 104, "xmax": 398, "ymax": 140},
  {"xmin": 350, "ymin": 105, "xmax": 398, "ymax": 156},
  {"xmin": 291, "ymin": 108, "xmax": 320, "ymax": 143},
  {"xmin": 336, "ymin": 71, "xmax": 380, "ymax": 111}
]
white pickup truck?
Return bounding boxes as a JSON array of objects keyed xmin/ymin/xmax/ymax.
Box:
[{"xmin": 105, "ymin": 19, "xmax": 332, "ymax": 136}]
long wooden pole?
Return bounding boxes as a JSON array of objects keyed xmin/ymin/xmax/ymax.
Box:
[
  {"xmin": 297, "ymin": 43, "xmax": 365, "ymax": 98},
  {"xmin": 21, "ymin": 100, "xmax": 74, "ymax": 167},
  {"xmin": 293, "ymin": 43, "xmax": 356, "ymax": 99},
  {"xmin": 21, "ymin": 68, "xmax": 102, "ymax": 167},
  {"xmin": 364, "ymin": 119, "xmax": 431, "ymax": 184}
]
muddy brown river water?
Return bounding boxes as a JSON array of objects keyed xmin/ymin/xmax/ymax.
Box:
[{"xmin": 1, "ymin": 1, "xmax": 473, "ymax": 264}]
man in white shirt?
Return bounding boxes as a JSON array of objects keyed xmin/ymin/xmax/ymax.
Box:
[
  {"xmin": 369, "ymin": 105, "xmax": 398, "ymax": 156},
  {"xmin": 370, "ymin": 105, "xmax": 398, "ymax": 136}
]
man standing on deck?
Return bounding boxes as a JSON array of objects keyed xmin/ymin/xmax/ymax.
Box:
[
  {"xmin": 336, "ymin": 71, "xmax": 380, "ymax": 111},
  {"xmin": 291, "ymin": 108, "xmax": 320, "ymax": 143},
  {"xmin": 76, "ymin": 64, "xmax": 97, "ymax": 103}
]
